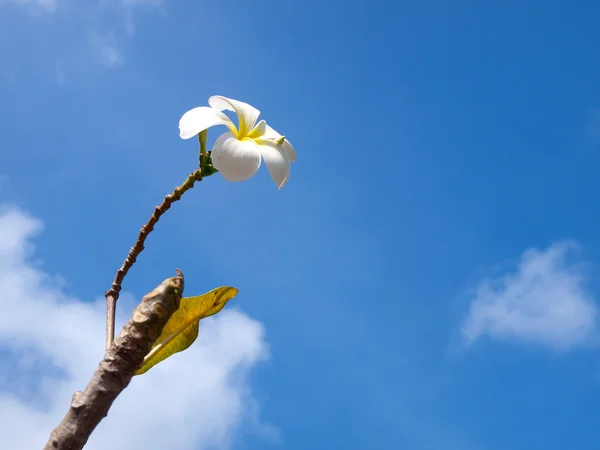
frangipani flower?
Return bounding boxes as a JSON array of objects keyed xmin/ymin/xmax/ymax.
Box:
[{"xmin": 179, "ymin": 95, "xmax": 296, "ymax": 189}]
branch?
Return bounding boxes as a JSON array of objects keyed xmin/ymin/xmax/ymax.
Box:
[
  {"xmin": 45, "ymin": 271, "xmax": 185, "ymax": 450},
  {"xmin": 104, "ymin": 169, "xmax": 203, "ymax": 349}
]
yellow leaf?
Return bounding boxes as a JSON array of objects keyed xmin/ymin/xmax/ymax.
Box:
[{"xmin": 135, "ymin": 286, "xmax": 238, "ymax": 375}]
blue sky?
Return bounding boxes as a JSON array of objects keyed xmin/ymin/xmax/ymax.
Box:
[{"xmin": 1, "ymin": 1, "xmax": 600, "ymax": 449}]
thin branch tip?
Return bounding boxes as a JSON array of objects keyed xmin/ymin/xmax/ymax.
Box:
[{"xmin": 104, "ymin": 171, "xmax": 203, "ymax": 349}]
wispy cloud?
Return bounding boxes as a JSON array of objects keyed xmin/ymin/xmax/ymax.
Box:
[
  {"xmin": 0, "ymin": 204, "xmax": 275, "ymax": 449},
  {"xmin": 87, "ymin": 30, "xmax": 123, "ymax": 69},
  {"xmin": 2, "ymin": 0, "xmax": 162, "ymax": 76},
  {"xmin": 462, "ymin": 241, "xmax": 599, "ymax": 352},
  {"xmin": 7, "ymin": 0, "xmax": 56, "ymax": 14}
]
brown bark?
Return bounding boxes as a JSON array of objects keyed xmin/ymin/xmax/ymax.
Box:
[{"xmin": 45, "ymin": 271, "xmax": 184, "ymax": 450}]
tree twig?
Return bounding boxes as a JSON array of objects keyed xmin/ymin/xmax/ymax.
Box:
[
  {"xmin": 45, "ymin": 270, "xmax": 185, "ymax": 450},
  {"xmin": 104, "ymin": 169, "xmax": 203, "ymax": 349}
]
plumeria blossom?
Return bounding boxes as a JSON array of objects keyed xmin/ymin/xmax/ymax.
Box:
[{"xmin": 179, "ymin": 95, "xmax": 296, "ymax": 189}]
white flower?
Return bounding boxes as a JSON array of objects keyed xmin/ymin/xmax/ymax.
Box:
[{"xmin": 179, "ymin": 95, "xmax": 296, "ymax": 189}]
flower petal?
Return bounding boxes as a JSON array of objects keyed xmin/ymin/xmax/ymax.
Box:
[
  {"xmin": 247, "ymin": 119, "xmax": 266, "ymax": 139},
  {"xmin": 179, "ymin": 106, "xmax": 235, "ymax": 139},
  {"xmin": 257, "ymin": 140, "xmax": 291, "ymax": 189},
  {"xmin": 262, "ymin": 124, "xmax": 296, "ymax": 162},
  {"xmin": 208, "ymin": 96, "xmax": 260, "ymax": 138},
  {"xmin": 212, "ymin": 132, "xmax": 262, "ymax": 182}
]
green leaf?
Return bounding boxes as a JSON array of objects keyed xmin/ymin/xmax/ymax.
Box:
[{"xmin": 135, "ymin": 286, "xmax": 238, "ymax": 375}]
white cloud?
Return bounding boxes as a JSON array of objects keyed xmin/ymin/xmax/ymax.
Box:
[
  {"xmin": 0, "ymin": 204, "xmax": 274, "ymax": 449},
  {"xmin": 462, "ymin": 241, "xmax": 599, "ymax": 351}
]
